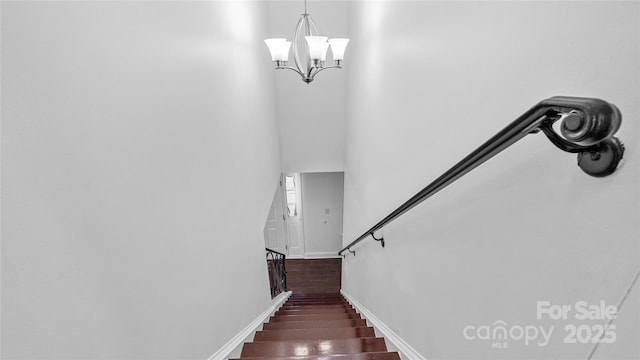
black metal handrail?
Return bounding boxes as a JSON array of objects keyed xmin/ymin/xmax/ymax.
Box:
[
  {"xmin": 339, "ymin": 96, "xmax": 625, "ymax": 256},
  {"xmin": 266, "ymin": 247, "xmax": 287, "ymax": 298}
]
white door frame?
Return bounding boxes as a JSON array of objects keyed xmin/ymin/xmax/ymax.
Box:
[
  {"xmin": 281, "ymin": 173, "xmax": 305, "ymax": 258},
  {"xmin": 263, "ymin": 182, "xmax": 287, "ymax": 255}
]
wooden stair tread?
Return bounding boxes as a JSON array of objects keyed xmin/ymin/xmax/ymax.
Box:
[
  {"xmin": 236, "ymin": 293, "xmax": 394, "ymax": 358},
  {"xmin": 269, "ymin": 313, "xmax": 362, "ymax": 322},
  {"xmin": 232, "ymin": 351, "xmax": 401, "ymax": 360},
  {"xmin": 241, "ymin": 337, "xmax": 388, "ymax": 357},
  {"xmin": 285, "ymin": 302, "xmax": 349, "ymax": 306}
]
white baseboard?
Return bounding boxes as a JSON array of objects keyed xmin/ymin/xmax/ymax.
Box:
[
  {"xmin": 304, "ymin": 251, "xmax": 342, "ymax": 259},
  {"xmin": 206, "ymin": 291, "xmax": 291, "ymax": 360},
  {"xmin": 341, "ymin": 289, "xmax": 427, "ymax": 360}
]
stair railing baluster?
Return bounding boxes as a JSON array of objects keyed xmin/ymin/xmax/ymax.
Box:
[{"xmin": 265, "ymin": 247, "xmax": 287, "ymax": 298}]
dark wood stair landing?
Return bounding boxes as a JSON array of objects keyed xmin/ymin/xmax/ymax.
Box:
[{"xmin": 233, "ymin": 293, "xmax": 400, "ymax": 359}]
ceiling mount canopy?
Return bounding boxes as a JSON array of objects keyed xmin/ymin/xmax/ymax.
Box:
[{"xmin": 264, "ymin": 0, "xmax": 349, "ymax": 84}]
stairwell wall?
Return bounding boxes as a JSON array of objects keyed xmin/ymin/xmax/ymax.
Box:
[
  {"xmin": 341, "ymin": 1, "xmax": 639, "ymax": 359},
  {"xmin": 301, "ymin": 172, "xmax": 345, "ymax": 257},
  {"xmin": 1, "ymin": 1, "xmax": 281, "ymax": 359}
]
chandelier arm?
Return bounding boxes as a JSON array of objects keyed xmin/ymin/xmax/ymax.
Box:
[
  {"xmin": 277, "ymin": 65, "xmax": 306, "ymax": 78},
  {"xmin": 311, "ymin": 65, "xmax": 342, "ymax": 77},
  {"xmin": 308, "ymin": 65, "xmax": 318, "ymax": 78}
]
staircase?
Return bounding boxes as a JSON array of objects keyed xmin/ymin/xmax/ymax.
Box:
[{"xmin": 233, "ymin": 293, "xmax": 400, "ymax": 359}]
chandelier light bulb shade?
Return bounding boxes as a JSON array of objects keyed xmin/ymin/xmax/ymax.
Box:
[
  {"xmin": 264, "ymin": 38, "xmax": 292, "ymax": 62},
  {"xmin": 305, "ymin": 36, "xmax": 329, "ymax": 61},
  {"xmin": 281, "ymin": 42, "xmax": 292, "ymax": 61},
  {"xmin": 328, "ymin": 38, "xmax": 349, "ymax": 61},
  {"xmin": 263, "ymin": 2, "xmax": 349, "ymax": 84}
]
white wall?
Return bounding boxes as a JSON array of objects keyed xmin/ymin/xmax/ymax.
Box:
[
  {"xmin": 342, "ymin": 1, "xmax": 639, "ymax": 359},
  {"xmin": 1, "ymin": 1, "xmax": 281, "ymax": 359},
  {"xmin": 301, "ymin": 172, "xmax": 345, "ymax": 257},
  {"xmin": 265, "ymin": 1, "xmax": 349, "ymax": 173}
]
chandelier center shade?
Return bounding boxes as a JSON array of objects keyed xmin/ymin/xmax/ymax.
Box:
[{"xmin": 264, "ymin": 1, "xmax": 349, "ymax": 84}]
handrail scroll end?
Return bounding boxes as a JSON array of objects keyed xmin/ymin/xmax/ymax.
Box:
[{"xmin": 537, "ymin": 96, "xmax": 624, "ymax": 177}]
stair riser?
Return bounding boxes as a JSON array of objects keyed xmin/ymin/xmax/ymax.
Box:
[
  {"xmin": 286, "ymin": 301, "xmax": 349, "ymax": 306},
  {"xmin": 276, "ymin": 309, "xmax": 357, "ymax": 315},
  {"xmin": 233, "ymin": 353, "xmax": 401, "ymax": 360},
  {"xmin": 253, "ymin": 326, "xmax": 375, "ymax": 341},
  {"xmin": 269, "ymin": 314, "xmax": 362, "ymax": 322},
  {"xmin": 262, "ymin": 319, "xmax": 368, "ymax": 330},
  {"xmin": 281, "ymin": 304, "xmax": 352, "ymax": 309},
  {"xmin": 287, "ymin": 296, "xmax": 346, "ymax": 301},
  {"xmin": 288, "ymin": 297, "xmax": 345, "ymax": 301},
  {"xmin": 278, "ymin": 308, "xmax": 353, "ymax": 313}
]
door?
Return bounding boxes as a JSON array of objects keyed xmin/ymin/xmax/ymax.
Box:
[
  {"xmin": 263, "ymin": 184, "xmax": 287, "ymax": 255},
  {"xmin": 282, "ymin": 173, "xmax": 305, "ymax": 258}
]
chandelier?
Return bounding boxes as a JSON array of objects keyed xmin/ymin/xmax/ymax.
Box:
[{"xmin": 264, "ymin": 0, "xmax": 349, "ymax": 84}]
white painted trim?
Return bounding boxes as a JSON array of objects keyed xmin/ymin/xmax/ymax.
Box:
[
  {"xmin": 206, "ymin": 291, "xmax": 291, "ymax": 360},
  {"xmin": 341, "ymin": 289, "xmax": 427, "ymax": 360},
  {"xmin": 304, "ymin": 251, "xmax": 342, "ymax": 259}
]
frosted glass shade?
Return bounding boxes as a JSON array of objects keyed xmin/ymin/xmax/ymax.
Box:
[
  {"xmin": 305, "ymin": 36, "xmax": 329, "ymax": 61},
  {"xmin": 264, "ymin": 38, "xmax": 291, "ymax": 61},
  {"xmin": 329, "ymin": 38, "xmax": 349, "ymax": 61},
  {"xmin": 278, "ymin": 42, "xmax": 292, "ymax": 61}
]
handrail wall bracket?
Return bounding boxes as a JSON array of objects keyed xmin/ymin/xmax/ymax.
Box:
[
  {"xmin": 339, "ymin": 96, "xmax": 625, "ymax": 256},
  {"xmin": 370, "ymin": 232, "xmax": 385, "ymax": 248}
]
